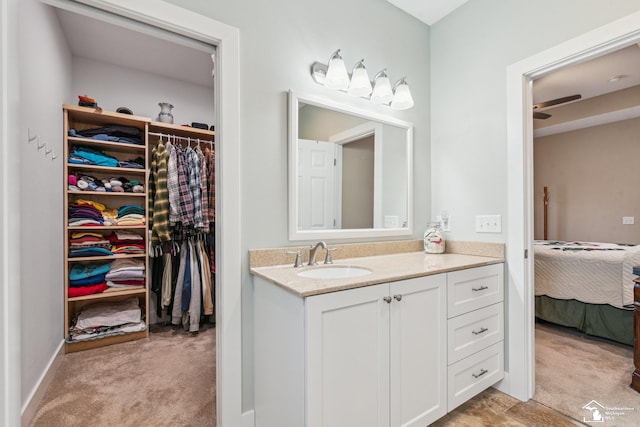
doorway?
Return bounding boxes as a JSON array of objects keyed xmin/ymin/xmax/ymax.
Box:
[
  {"xmin": 504, "ymin": 10, "xmax": 640, "ymax": 403},
  {"xmin": 2, "ymin": 1, "xmax": 241, "ymax": 426}
]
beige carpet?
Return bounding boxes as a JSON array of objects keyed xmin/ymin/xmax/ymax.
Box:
[
  {"xmin": 29, "ymin": 323, "xmax": 216, "ymax": 427},
  {"xmin": 535, "ymin": 321, "xmax": 639, "ymax": 426}
]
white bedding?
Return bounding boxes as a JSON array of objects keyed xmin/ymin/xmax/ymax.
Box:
[{"xmin": 534, "ymin": 240, "xmax": 640, "ymax": 308}]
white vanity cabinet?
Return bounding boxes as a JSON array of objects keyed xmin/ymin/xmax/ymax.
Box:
[
  {"xmin": 254, "ymin": 274, "xmax": 446, "ymax": 427},
  {"xmin": 253, "ymin": 262, "xmax": 504, "ymax": 427},
  {"xmin": 446, "ymin": 263, "xmax": 505, "ymax": 411}
]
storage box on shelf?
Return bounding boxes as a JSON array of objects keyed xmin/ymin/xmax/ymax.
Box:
[{"xmin": 63, "ymin": 105, "xmax": 150, "ymax": 353}]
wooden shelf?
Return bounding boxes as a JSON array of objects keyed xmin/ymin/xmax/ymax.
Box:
[
  {"xmin": 65, "ymin": 328, "xmax": 148, "ymax": 353},
  {"xmin": 68, "ymin": 190, "xmax": 145, "ymax": 197},
  {"xmin": 67, "ymin": 254, "xmax": 146, "ymax": 262},
  {"xmin": 64, "ymin": 105, "xmax": 151, "ymax": 353},
  {"xmin": 68, "ymin": 164, "xmax": 146, "ymax": 174},
  {"xmin": 68, "ymin": 136, "xmax": 145, "ymax": 154},
  {"xmin": 68, "ymin": 287, "xmax": 146, "ymax": 302},
  {"xmin": 63, "ymin": 104, "xmax": 151, "ymax": 127},
  {"xmin": 68, "ymin": 225, "xmax": 146, "ymax": 230},
  {"xmin": 149, "ymin": 121, "xmax": 214, "ymax": 140}
]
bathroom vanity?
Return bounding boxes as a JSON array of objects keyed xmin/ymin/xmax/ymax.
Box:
[{"xmin": 251, "ymin": 250, "xmax": 504, "ymax": 427}]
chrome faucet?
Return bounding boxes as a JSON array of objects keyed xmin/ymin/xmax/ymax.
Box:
[{"xmin": 308, "ymin": 241, "xmax": 327, "ymax": 266}]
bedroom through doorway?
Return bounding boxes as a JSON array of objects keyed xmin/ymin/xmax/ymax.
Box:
[{"xmin": 530, "ymin": 42, "xmax": 640, "ymax": 424}]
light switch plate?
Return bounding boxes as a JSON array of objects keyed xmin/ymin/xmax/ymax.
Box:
[
  {"xmin": 476, "ymin": 215, "xmax": 502, "ymax": 233},
  {"xmin": 623, "ymin": 216, "xmax": 635, "ymax": 225}
]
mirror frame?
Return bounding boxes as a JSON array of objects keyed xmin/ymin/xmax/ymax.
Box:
[{"xmin": 288, "ymin": 90, "xmax": 414, "ymax": 241}]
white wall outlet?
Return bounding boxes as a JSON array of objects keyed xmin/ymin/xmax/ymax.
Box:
[
  {"xmin": 476, "ymin": 214, "xmax": 502, "ymax": 233},
  {"xmin": 384, "ymin": 215, "xmax": 399, "ymax": 228},
  {"xmin": 436, "ymin": 214, "xmax": 451, "ymax": 231},
  {"xmin": 623, "ymin": 216, "xmax": 635, "ymax": 225}
]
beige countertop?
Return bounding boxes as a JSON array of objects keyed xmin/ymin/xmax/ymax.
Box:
[{"xmin": 250, "ymin": 251, "xmax": 504, "ymax": 297}]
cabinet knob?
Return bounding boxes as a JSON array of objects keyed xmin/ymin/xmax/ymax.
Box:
[
  {"xmin": 393, "ymin": 294, "xmax": 402, "ymax": 302},
  {"xmin": 383, "ymin": 296, "xmax": 392, "ymax": 304}
]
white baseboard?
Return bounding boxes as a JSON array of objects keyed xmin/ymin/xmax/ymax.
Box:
[
  {"xmin": 241, "ymin": 409, "xmax": 255, "ymax": 427},
  {"xmin": 21, "ymin": 340, "xmax": 65, "ymax": 427}
]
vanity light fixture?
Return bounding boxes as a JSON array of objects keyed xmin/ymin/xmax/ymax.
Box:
[
  {"xmin": 390, "ymin": 77, "xmax": 414, "ymax": 110},
  {"xmin": 310, "ymin": 50, "xmax": 414, "ymax": 110}
]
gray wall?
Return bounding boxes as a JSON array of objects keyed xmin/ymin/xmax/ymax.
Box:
[
  {"xmin": 430, "ymin": 0, "xmax": 640, "ymax": 242},
  {"xmin": 19, "ymin": 0, "xmax": 71, "ymax": 406},
  {"xmin": 534, "ymin": 118, "xmax": 640, "ymax": 244},
  {"xmin": 166, "ymin": 0, "xmax": 430, "ymax": 412}
]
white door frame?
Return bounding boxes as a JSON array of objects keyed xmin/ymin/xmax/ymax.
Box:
[
  {"xmin": 329, "ymin": 122, "xmax": 383, "ymax": 228},
  {"xmin": 504, "ymin": 11, "xmax": 640, "ymax": 401},
  {"xmin": 0, "ymin": 1, "xmax": 22, "ymax": 425},
  {"xmin": 1, "ymin": 1, "xmax": 242, "ymax": 426}
]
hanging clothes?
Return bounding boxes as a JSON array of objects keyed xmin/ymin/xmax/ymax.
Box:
[{"xmin": 149, "ymin": 134, "xmax": 216, "ymax": 330}]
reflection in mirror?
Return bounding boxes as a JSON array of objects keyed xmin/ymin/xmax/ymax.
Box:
[{"xmin": 288, "ymin": 91, "xmax": 413, "ymax": 240}]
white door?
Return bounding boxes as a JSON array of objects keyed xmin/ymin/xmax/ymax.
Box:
[
  {"xmin": 390, "ymin": 275, "xmax": 447, "ymax": 427},
  {"xmin": 306, "ymin": 283, "xmax": 390, "ymax": 427},
  {"xmin": 298, "ymin": 139, "xmax": 336, "ymax": 230}
]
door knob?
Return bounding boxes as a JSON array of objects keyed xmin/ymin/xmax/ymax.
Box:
[
  {"xmin": 393, "ymin": 294, "xmax": 402, "ymax": 301},
  {"xmin": 383, "ymin": 296, "xmax": 392, "ymax": 304}
]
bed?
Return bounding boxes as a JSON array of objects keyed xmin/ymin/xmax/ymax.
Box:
[{"xmin": 534, "ymin": 240, "xmax": 640, "ymax": 345}]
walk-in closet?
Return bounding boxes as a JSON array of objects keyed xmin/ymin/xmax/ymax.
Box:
[{"xmin": 20, "ymin": 1, "xmax": 219, "ymax": 424}]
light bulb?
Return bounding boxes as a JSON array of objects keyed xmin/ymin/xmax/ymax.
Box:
[
  {"xmin": 391, "ymin": 78, "xmax": 414, "ymax": 110},
  {"xmin": 324, "ymin": 50, "xmax": 350, "ymax": 91},
  {"xmin": 347, "ymin": 60, "xmax": 372, "ymax": 97},
  {"xmin": 371, "ymin": 70, "xmax": 393, "ymax": 104}
]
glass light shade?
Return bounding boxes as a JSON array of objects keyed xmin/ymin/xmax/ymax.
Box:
[
  {"xmin": 391, "ymin": 80, "xmax": 414, "ymax": 110},
  {"xmin": 324, "ymin": 51, "xmax": 350, "ymax": 91},
  {"xmin": 371, "ymin": 71, "xmax": 393, "ymax": 104},
  {"xmin": 348, "ymin": 61, "xmax": 372, "ymax": 97}
]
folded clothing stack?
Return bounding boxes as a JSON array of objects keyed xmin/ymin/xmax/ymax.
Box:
[
  {"xmin": 109, "ymin": 230, "xmax": 145, "ymax": 255},
  {"xmin": 69, "ymin": 125, "xmax": 143, "ymax": 146},
  {"xmin": 68, "ymin": 199, "xmax": 105, "ymax": 227},
  {"xmin": 68, "ymin": 261, "xmax": 111, "ymax": 297},
  {"xmin": 69, "ymin": 231, "xmax": 113, "ymax": 258},
  {"xmin": 106, "ymin": 258, "xmax": 145, "ymax": 289},
  {"xmin": 68, "ymin": 174, "xmax": 145, "ymax": 193},
  {"xmin": 67, "ymin": 297, "xmax": 146, "ymax": 342},
  {"xmin": 116, "ymin": 205, "xmax": 145, "ymax": 226},
  {"xmin": 68, "ymin": 146, "xmax": 119, "ymax": 167}
]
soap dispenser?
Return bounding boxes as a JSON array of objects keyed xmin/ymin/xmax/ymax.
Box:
[{"xmin": 424, "ymin": 222, "xmax": 445, "ymax": 254}]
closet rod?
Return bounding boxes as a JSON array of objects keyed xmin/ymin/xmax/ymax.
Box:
[{"xmin": 148, "ymin": 131, "xmax": 214, "ymax": 144}]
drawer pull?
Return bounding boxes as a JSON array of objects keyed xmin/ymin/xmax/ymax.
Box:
[
  {"xmin": 383, "ymin": 296, "xmax": 392, "ymax": 304},
  {"xmin": 472, "ymin": 285, "xmax": 489, "ymax": 292},
  {"xmin": 472, "ymin": 327, "xmax": 489, "ymax": 336},
  {"xmin": 472, "ymin": 368, "xmax": 488, "ymax": 379}
]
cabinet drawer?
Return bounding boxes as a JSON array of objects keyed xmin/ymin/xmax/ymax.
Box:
[
  {"xmin": 447, "ymin": 264, "xmax": 503, "ymax": 318},
  {"xmin": 447, "ymin": 341, "xmax": 504, "ymax": 412},
  {"xmin": 448, "ymin": 302, "xmax": 503, "ymax": 364}
]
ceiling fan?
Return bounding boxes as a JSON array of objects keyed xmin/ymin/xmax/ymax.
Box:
[{"xmin": 533, "ymin": 94, "xmax": 582, "ymax": 119}]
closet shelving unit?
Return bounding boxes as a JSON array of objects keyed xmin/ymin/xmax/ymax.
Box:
[
  {"xmin": 63, "ymin": 105, "xmax": 216, "ymax": 353},
  {"xmin": 63, "ymin": 104, "xmax": 151, "ymax": 353}
]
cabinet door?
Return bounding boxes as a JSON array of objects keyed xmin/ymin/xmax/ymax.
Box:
[
  {"xmin": 390, "ymin": 274, "xmax": 447, "ymax": 427},
  {"xmin": 306, "ymin": 283, "xmax": 390, "ymax": 427}
]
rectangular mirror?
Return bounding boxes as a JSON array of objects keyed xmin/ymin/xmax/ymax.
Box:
[{"xmin": 288, "ymin": 90, "xmax": 413, "ymax": 240}]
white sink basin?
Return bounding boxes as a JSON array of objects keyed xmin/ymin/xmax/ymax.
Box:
[{"xmin": 297, "ymin": 265, "xmax": 372, "ymax": 279}]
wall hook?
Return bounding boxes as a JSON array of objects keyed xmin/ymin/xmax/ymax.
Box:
[
  {"xmin": 28, "ymin": 128, "xmax": 37, "ymax": 142},
  {"xmin": 37, "ymin": 139, "xmax": 45, "ymax": 150},
  {"xmin": 45, "ymin": 147, "xmax": 53, "ymax": 156}
]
